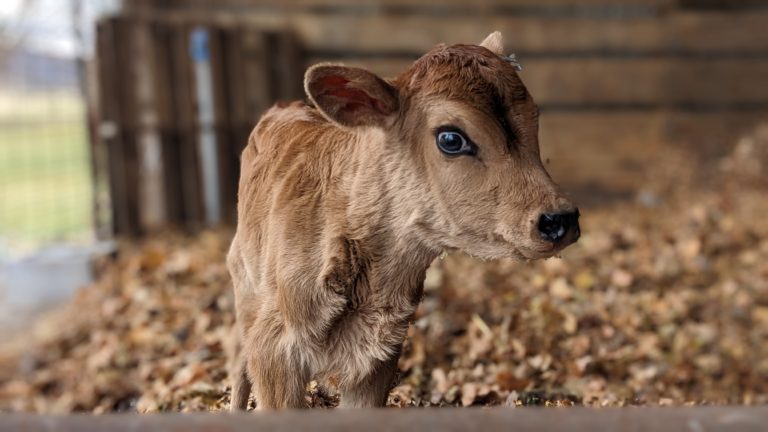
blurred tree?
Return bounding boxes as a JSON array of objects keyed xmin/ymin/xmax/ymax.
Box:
[{"xmin": 0, "ymin": 0, "xmax": 34, "ymax": 69}]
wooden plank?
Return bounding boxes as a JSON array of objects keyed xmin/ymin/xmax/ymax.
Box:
[
  {"xmin": 235, "ymin": 13, "xmax": 664, "ymax": 53},
  {"xmin": 96, "ymin": 17, "xmax": 142, "ymax": 236},
  {"xmin": 169, "ymin": 23, "xmax": 206, "ymax": 229},
  {"xmin": 240, "ymin": 30, "xmax": 277, "ymax": 120},
  {"xmin": 267, "ymin": 30, "xmax": 304, "ymax": 102},
  {"xmin": 306, "ymin": 57, "xmax": 768, "ymax": 106},
  {"xmin": 670, "ymin": 10, "xmax": 768, "ymax": 52},
  {"xmin": 125, "ymin": 0, "xmax": 676, "ymax": 12},
  {"xmin": 538, "ymin": 110, "xmax": 766, "ymax": 202},
  {"xmin": 679, "ymin": 0, "xmax": 768, "ymax": 10},
  {"xmin": 169, "ymin": 25, "xmax": 197, "ymax": 131},
  {"xmin": 216, "ymin": 28, "xmax": 267, "ymax": 223},
  {"xmin": 149, "ymin": 22, "xmax": 184, "ymax": 225},
  {"xmin": 133, "ymin": 22, "xmax": 168, "ymax": 231},
  {"xmin": 4, "ymin": 407, "xmax": 768, "ymax": 431},
  {"xmin": 220, "ymin": 27, "xmax": 268, "ymax": 175},
  {"xmin": 114, "ymin": 18, "xmax": 142, "ymax": 236},
  {"xmin": 207, "ymin": 26, "xmax": 229, "ymax": 127},
  {"xmin": 662, "ymin": 60, "xmax": 768, "ymax": 107},
  {"xmin": 220, "ymin": 27, "xmax": 249, "ymax": 127},
  {"xmin": 111, "ymin": 20, "xmax": 140, "ymax": 132},
  {"xmin": 208, "ymin": 26, "xmax": 238, "ymax": 224},
  {"xmin": 123, "ymin": 10, "xmax": 768, "ymax": 55},
  {"xmin": 231, "ymin": 11, "xmax": 768, "ymax": 54},
  {"xmin": 149, "ymin": 24, "xmax": 175, "ymax": 131},
  {"xmin": 83, "ymin": 52, "xmax": 111, "ymax": 240},
  {"xmin": 95, "ymin": 18, "xmax": 129, "ymax": 236}
]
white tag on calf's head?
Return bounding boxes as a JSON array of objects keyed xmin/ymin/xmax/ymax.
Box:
[{"xmin": 479, "ymin": 31, "xmax": 523, "ymax": 71}]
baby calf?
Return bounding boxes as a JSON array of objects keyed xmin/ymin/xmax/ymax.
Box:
[{"xmin": 227, "ymin": 31, "xmax": 580, "ymax": 410}]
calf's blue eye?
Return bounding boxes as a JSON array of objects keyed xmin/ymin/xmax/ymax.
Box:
[{"xmin": 436, "ymin": 129, "xmax": 476, "ymax": 156}]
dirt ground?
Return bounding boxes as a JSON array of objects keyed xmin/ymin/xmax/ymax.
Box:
[{"xmin": 1, "ymin": 126, "xmax": 767, "ymax": 413}]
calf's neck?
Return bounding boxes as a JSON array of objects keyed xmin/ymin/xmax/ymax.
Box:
[{"xmin": 227, "ymin": 31, "xmax": 580, "ymax": 410}]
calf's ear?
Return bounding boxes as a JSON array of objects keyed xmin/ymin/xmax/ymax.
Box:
[{"xmin": 304, "ymin": 64, "xmax": 398, "ymax": 128}]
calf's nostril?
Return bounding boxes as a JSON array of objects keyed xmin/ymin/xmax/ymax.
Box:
[
  {"xmin": 538, "ymin": 211, "xmax": 579, "ymax": 243},
  {"xmin": 538, "ymin": 213, "xmax": 566, "ymax": 242}
]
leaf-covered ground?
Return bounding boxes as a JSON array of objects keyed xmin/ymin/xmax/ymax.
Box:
[{"xmin": 1, "ymin": 126, "xmax": 767, "ymax": 412}]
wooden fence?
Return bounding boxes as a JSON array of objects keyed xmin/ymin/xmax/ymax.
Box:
[
  {"xmin": 93, "ymin": 0, "xmax": 768, "ymax": 235},
  {"xmin": 94, "ymin": 16, "xmax": 302, "ymax": 235}
]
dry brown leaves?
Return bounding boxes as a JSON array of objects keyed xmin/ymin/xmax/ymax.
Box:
[
  {"xmin": 0, "ymin": 232, "xmax": 234, "ymax": 413},
  {"xmin": 1, "ymin": 133, "xmax": 767, "ymax": 412},
  {"xmin": 398, "ymin": 194, "xmax": 768, "ymax": 408}
]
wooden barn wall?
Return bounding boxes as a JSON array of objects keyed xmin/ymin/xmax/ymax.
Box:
[{"xmin": 98, "ymin": 0, "xmax": 768, "ymax": 234}]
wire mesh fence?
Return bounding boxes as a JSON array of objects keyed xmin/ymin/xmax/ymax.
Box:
[
  {"xmin": 0, "ymin": 0, "xmax": 119, "ymax": 255},
  {"xmin": 0, "ymin": 87, "xmax": 92, "ymax": 254}
]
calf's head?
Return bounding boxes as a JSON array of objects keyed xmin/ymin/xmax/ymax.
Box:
[{"xmin": 304, "ymin": 31, "xmax": 579, "ymax": 260}]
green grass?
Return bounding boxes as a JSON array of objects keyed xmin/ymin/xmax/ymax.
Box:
[{"xmin": 0, "ymin": 90, "xmax": 92, "ymax": 250}]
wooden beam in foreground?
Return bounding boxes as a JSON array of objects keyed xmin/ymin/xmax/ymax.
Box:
[{"xmin": 2, "ymin": 407, "xmax": 767, "ymax": 432}]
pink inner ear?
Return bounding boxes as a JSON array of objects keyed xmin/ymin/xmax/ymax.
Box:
[{"xmin": 317, "ymin": 75, "xmax": 384, "ymax": 114}]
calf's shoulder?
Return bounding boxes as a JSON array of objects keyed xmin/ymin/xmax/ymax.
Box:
[{"xmin": 230, "ymin": 100, "xmax": 365, "ymax": 305}]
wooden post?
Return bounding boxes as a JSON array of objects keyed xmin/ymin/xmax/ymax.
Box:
[
  {"xmin": 95, "ymin": 17, "xmax": 141, "ymax": 236},
  {"xmin": 133, "ymin": 21, "xmax": 167, "ymax": 231}
]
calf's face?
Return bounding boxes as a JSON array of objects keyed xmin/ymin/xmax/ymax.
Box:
[{"xmin": 305, "ymin": 32, "xmax": 579, "ymax": 261}]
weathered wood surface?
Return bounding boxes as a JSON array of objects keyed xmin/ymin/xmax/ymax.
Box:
[
  {"xmin": 3, "ymin": 407, "xmax": 768, "ymax": 432},
  {"xmin": 126, "ymin": 9, "xmax": 768, "ymax": 54},
  {"xmin": 94, "ymin": 17, "xmax": 302, "ymax": 233},
  {"xmin": 95, "ymin": 17, "xmax": 141, "ymax": 236},
  {"xmin": 128, "ymin": 0, "xmax": 679, "ymax": 8},
  {"xmin": 539, "ymin": 111, "xmax": 766, "ymax": 201}
]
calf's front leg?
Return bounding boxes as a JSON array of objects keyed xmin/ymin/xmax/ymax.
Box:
[
  {"xmin": 230, "ymin": 353, "xmax": 252, "ymax": 411},
  {"xmin": 248, "ymin": 343, "xmax": 310, "ymax": 409},
  {"xmin": 339, "ymin": 354, "xmax": 400, "ymax": 408}
]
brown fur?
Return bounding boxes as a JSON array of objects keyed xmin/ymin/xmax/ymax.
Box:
[{"xmin": 227, "ymin": 32, "xmax": 578, "ymax": 410}]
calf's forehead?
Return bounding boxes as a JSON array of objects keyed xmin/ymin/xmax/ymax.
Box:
[{"xmin": 398, "ymin": 44, "xmax": 530, "ymax": 116}]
